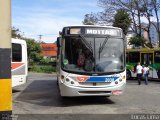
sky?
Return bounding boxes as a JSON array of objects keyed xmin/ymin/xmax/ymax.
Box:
[{"xmin": 12, "ymin": 0, "xmax": 103, "ymax": 43}]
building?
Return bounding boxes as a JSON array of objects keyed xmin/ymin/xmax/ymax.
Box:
[
  {"xmin": 126, "ymin": 30, "xmax": 135, "ymax": 48},
  {"xmin": 40, "ymin": 43, "xmax": 57, "ymax": 61},
  {"xmin": 149, "ymin": 22, "xmax": 159, "ymax": 47},
  {"xmin": 141, "ymin": 22, "xmax": 160, "ymax": 47}
]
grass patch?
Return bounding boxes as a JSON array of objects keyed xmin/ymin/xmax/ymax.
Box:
[{"xmin": 30, "ymin": 65, "xmax": 56, "ymax": 73}]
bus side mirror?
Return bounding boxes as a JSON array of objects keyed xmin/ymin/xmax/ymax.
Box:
[{"xmin": 57, "ymin": 37, "xmax": 62, "ymax": 47}]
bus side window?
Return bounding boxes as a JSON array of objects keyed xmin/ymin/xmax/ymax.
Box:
[
  {"xmin": 148, "ymin": 54, "xmax": 153, "ymax": 64},
  {"xmin": 129, "ymin": 52, "xmax": 140, "ymax": 63},
  {"xmin": 12, "ymin": 43, "xmax": 22, "ymax": 62},
  {"xmin": 155, "ymin": 51, "xmax": 160, "ymax": 63}
]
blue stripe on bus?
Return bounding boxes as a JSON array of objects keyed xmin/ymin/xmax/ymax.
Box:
[{"xmin": 86, "ymin": 76, "xmax": 119, "ymax": 82}]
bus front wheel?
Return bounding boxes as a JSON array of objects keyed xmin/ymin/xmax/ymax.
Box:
[{"xmin": 127, "ymin": 70, "xmax": 131, "ymax": 80}]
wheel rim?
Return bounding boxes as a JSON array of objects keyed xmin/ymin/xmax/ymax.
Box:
[{"xmin": 127, "ymin": 71, "xmax": 130, "ymax": 79}]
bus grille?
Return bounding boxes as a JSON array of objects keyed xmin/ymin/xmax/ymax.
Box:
[{"xmin": 79, "ymin": 91, "xmax": 111, "ymax": 94}]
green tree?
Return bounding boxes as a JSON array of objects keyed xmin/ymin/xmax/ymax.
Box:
[
  {"xmin": 113, "ymin": 9, "xmax": 131, "ymax": 35},
  {"xmin": 12, "ymin": 27, "xmax": 23, "ymax": 39},
  {"xmin": 129, "ymin": 36, "xmax": 146, "ymax": 47},
  {"xmin": 82, "ymin": 13, "xmax": 98, "ymax": 25},
  {"xmin": 23, "ymin": 38, "xmax": 42, "ymax": 65}
]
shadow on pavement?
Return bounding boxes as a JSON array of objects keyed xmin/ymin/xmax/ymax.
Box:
[{"xmin": 15, "ymin": 79, "xmax": 115, "ymax": 107}]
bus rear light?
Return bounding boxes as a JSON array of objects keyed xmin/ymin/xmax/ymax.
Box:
[{"xmin": 112, "ymin": 90, "xmax": 122, "ymax": 96}]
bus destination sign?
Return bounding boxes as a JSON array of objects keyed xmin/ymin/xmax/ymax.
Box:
[{"xmin": 85, "ymin": 28, "xmax": 121, "ymax": 36}]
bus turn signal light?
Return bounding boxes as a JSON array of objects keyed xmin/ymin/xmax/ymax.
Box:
[{"xmin": 61, "ymin": 75, "xmax": 64, "ymax": 80}]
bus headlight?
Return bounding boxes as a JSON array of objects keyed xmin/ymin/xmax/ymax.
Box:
[
  {"xmin": 119, "ymin": 78, "xmax": 122, "ymax": 82},
  {"xmin": 64, "ymin": 78, "xmax": 75, "ymax": 86},
  {"xmin": 115, "ymin": 81, "xmax": 118, "ymax": 84},
  {"xmin": 71, "ymin": 81, "xmax": 75, "ymax": 84},
  {"xmin": 66, "ymin": 78, "xmax": 70, "ymax": 82}
]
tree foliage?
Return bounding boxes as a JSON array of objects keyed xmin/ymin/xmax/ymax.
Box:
[
  {"xmin": 129, "ymin": 36, "xmax": 146, "ymax": 47},
  {"xmin": 24, "ymin": 38, "xmax": 42, "ymax": 64},
  {"xmin": 82, "ymin": 13, "xmax": 98, "ymax": 25},
  {"xmin": 97, "ymin": 0, "xmax": 144, "ymax": 36},
  {"xmin": 12, "ymin": 27, "xmax": 23, "ymax": 39},
  {"xmin": 83, "ymin": 0, "xmax": 160, "ymax": 47},
  {"xmin": 113, "ymin": 9, "xmax": 131, "ymax": 35}
]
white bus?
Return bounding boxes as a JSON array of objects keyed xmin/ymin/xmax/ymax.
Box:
[
  {"xmin": 12, "ymin": 38, "xmax": 28, "ymax": 87},
  {"xmin": 57, "ymin": 25, "xmax": 126, "ymax": 97}
]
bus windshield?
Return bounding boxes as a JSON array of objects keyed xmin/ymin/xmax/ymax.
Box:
[{"xmin": 61, "ymin": 36, "xmax": 124, "ymax": 74}]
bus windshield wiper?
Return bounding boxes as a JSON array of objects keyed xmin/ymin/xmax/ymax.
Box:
[
  {"xmin": 99, "ymin": 35, "xmax": 110, "ymax": 59},
  {"xmin": 79, "ymin": 34, "xmax": 93, "ymax": 53}
]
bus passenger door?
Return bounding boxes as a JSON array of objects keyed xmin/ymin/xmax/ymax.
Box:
[{"xmin": 141, "ymin": 52, "xmax": 154, "ymax": 78}]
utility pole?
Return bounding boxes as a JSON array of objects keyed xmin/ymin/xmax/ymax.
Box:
[
  {"xmin": 0, "ymin": 0, "xmax": 12, "ymax": 117},
  {"xmin": 38, "ymin": 34, "xmax": 43, "ymax": 42}
]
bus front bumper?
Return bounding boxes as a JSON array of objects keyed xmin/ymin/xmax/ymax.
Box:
[{"xmin": 59, "ymin": 83, "xmax": 126, "ymax": 97}]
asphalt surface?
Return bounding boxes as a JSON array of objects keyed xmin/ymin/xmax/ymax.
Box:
[{"xmin": 12, "ymin": 72, "xmax": 160, "ymax": 120}]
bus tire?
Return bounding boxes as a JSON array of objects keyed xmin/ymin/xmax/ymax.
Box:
[
  {"xmin": 127, "ymin": 70, "xmax": 131, "ymax": 80},
  {"xmin": 56, "ymin": 76, "xmax": 59, "ymax": 86}
]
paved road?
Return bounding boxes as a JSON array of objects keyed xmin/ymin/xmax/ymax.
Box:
[{"xmin": 12, "ymin": 72, "xmax": 160, "ymax": 119}]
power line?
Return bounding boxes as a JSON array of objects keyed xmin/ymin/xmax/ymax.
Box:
[
  {"xmin": 42, "ymin": 33, "xmax": 58, "ymax": 36},
  {"xmin": 27, "ymin": 33, "xmax": 58, "ymax": 37}
]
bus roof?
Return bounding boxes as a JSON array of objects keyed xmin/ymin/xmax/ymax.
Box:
[
  {"xmin": 12, "ymin": 38, "xmax": 27, "ymax": 45},
  {"xmin": 63, "ymin": 25, "xmax": 122, "ymax": 30}
]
